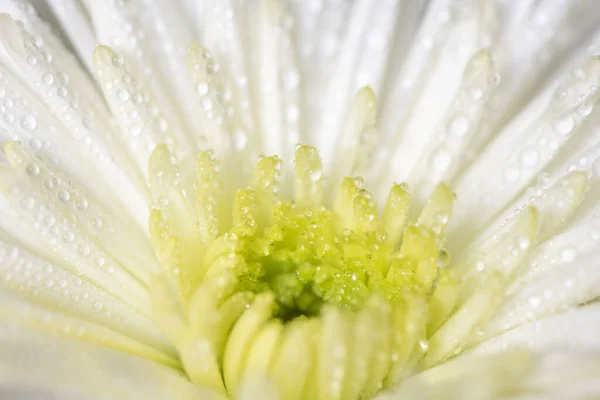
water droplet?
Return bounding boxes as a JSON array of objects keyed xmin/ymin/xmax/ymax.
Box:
[
  {"xmin": 520, "ymin": 149, "xmax": 539, "ymax": 168},
  {"xmin": 448, "ymin": 115, "xmax": 469, "ymax": 137},
  {"xmin": 470, "ymin": 88, "xmax": 483, "ymax": 99},
  {"xmin": 475, "ymin": 260, "xmax": 486, "ymax": 271},
  {"xmin": 233, "ymin": 130, "xmax": 248, "ymax": 151},
  {"xmin": 19, "ymin": 115, "xmax": 37, "ymax": 132},
  {"xmin": 528, "ymin": 295, "xmax": 542, "ymax": 308},
  {"xmin": 196, "ymin": 82, "xmax": 209, "ymax": 96},
  {"xmin": 130, "ymin": 125, "xmax": 142, "ymax": 136},
  {"xmin": 58, "ymin": 190, "xmax": 70, "ymax": 202},
  {"xmin": 21, "ymin": 197, "xmax": 35, "ymax": 210},
  {"xmin": 112, "ymin": 54, "xmax": 124, "ymax": 67},
  {"xmin": 42, "ymin": 73, "xmax": 54, "ymax": 85},
  {"xmin": 158, "ymin": 196, "xmax": 169, "ymax": 208},
  {"xmin": 431, "ymin": 147, "xmax": 452, "ymax": 172},
  {"xmin": 560, "ymin": 246, "xmax": 577, "ymax": 263},
  {"xmin": 155, "ymin": 117, "xmax": 168, "ymax": 133},
  {"xmin": 282, "ymin": 69, "xmax": 300, "ymax": 90},
  {"xmin": 201, "ymin": 98, "xmax": 213, "ymax": 111},
  {"xmin": 75, "ymin": 198, "xmax": 88, "ymax": 212},
  {"xmin": 517, "ymin": 236, "xmax": 531, "ymax": 250},
  {"xmin": 63, "ymin": 232, "xmax": 75, "ymax": 243},
  {"xmin": 26, "ymin": 163, "xmax": 40, "ymax": 176},
  {"xmin": 117, "ymin": 89, "xmax": 130, "ymax": 102},
  {"xmin": 554, "ymin": 115, "xmax": 575, "ymax": 135},
  {"xmin": 572, "ymin": 67, "xmax": 586, "ymax": 80},
  {"xmin": 504, "ymin": 167, "xmax": 520, "ymax": 182},
  {"xmin": 93, "ymin": 217, "xmax": 104, "ymax": 230},
  {"xmin": 77, "ymin": 244, "xmax": 90, "ymax": 257},
  {"xmin": 577, "ymin": 102, "xmax": 593, "ymax": 116}
]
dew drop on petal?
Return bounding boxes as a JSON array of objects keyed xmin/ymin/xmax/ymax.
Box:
[
  {"xmin": 577, "ymin": 102, "xmax": 593, "ymax": 116},
  {"xmin": 117, "ymin": 89, "xmax": 130, "ymax": 102},
  {"xmin": 528, "ymin": 295, "xmax": 542, "ymax": 308},
  {"xmin": 77, "ymin": 244, "xmax": 90, "ymax": 257},
  {"xmin": 448, "ymin": 115, "xmax": 469, "ymax": 137},
  {"xmin": 554, "ymin": 115, "xmax": 575, "ymax": 135},
  {"xmin": 560, "ymin": 246, "xmax": 577, "ymax": 263},
  {"xmin": 504, "ymin": 167, "xmax": 520, "ymax": 182},
  {"xmin": 431, "ymin": 147, "xmax": 452, "ymax": 172},
  {"xmin": 58, "ymin": 190, "xmax": 70, "ymax": 202},
  {"xmin": 26, "ymin": 163, "xmax": 40, "ymax": 176},
  {"xmin": 19, "ymin": 115, "xmax": 37, "ymax": 132},
  {"xmin": 520, "ymin": 148, "xmax": 539, "ymax": 168},
  {"xmin": 75, "ymin": 198, "xmax": 89, "ymax": 212},
  {"xmin": 517, "ymin": 236, "xmax": 531, "ymax": 250},
  {"xmin": 42, "ymin": 73, "xmax": 54, "ymax": 85},
  {"xmin": 196, "ymin": 82, "xmax": 209, "ymax": 96}
]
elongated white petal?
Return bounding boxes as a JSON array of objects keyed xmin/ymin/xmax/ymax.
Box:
[
  {"xmin": 313, "ymin": 0, "xmax": 379, "ymax": 165},
  {"xmin": 0, "ymin": 150, "xmax": 151, "ymax": 315},
  {"xmin": 0, "ymin": 14, "xmax": 148, "ymax": 228},
  {"xmin": 0, "ymin": 240, "xmax": 173, "ymax": 357},
  {"xmin": 384, "ymin": 349, "xmax": 600, "ymax": 400},
  {"xmin": 0, "ymin": 321, "xmax": 220, "ymax": 399},
  {"xmin": 450, "ymin": 55, "xmax": 600, "ymax": 248},
  {"xmin": 377, "ymin": 0, "xmax": 494, "ymax": 188},
  {"xmin": 3, "ymin": 142, "xmax": 158, "ymax": 285},
  {"xmin": 245, "ymin": 0, "xmax": 302, "ymax": 162},
  {"xmin": 84, "ymin": 0, "xmax": 199, "ymax": 150},
  {"xmin": 45, "ymin": 0, "xmax": 96, "ymax": 73},
  {"xmin": 488, "ymin": 1, "xmax": 600, "ymax": 135},
  {"xmin": 329, "ymin": 86, "xmax": 378, "ymax": 193},
  {"xmin": 481, "ymin": 250, "xmax": 600, "ymax": 342},
  {"xmin": 0, "ymin": 288, "xmax": 175, "ymax": 366},
  {"xmin": 407, "ymin": 50, "xmax": 496, "ymax": 206},
  {"xmin": 472, "ymin": 302, "xmax": 600, "ymax": 355}
]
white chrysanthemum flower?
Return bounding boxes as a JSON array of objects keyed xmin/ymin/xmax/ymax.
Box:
[{"xmin": 0, "ymin": 0, "xmax": 599, "ymax": 398}]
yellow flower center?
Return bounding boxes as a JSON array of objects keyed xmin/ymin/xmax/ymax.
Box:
[{"xmin": 148, "ymin": 144, "xmax": 459, "ymax": 399}]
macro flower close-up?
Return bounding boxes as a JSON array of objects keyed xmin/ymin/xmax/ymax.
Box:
[{"xmin": 1, "ymin": 0, "xmax": 600, "ymax": 398}]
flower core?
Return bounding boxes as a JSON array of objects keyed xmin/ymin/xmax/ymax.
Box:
[{"xmin": 148, "ymin": 144, "xmax": 458, "ymax": 399}]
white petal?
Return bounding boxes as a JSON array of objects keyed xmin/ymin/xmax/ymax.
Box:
[
  {"xmin": 377, "ymin": 0, "xmax": 493, "ymax": 188},
  {"xmin": 0, "ymin": 320, "xmax": 220, "ymax": 399},
  {"xmin": 44, "ymin": 0, "xmax": 97, "ymax": 73},
  {"xmin": 313, "ymin": 0, "xmax": 388, "ymax": 165},
  {"xmin": 381, "ymin": 349, "xmax": 600, "ymax": 400},
  {"xmin": 0, "ymin": 14, "xmax": 148, "ymax": 228},
  {"xmin": 245, "ymin": 0, "xmax": 302, "ymax": 162},
  {"xmin": 3, "ymin": 142, "xmax": 159, "ymax": 284},
  {"xmin": 0, "ymin": 239, "xmax": 173, "ymax": 357},
  {"xmin": 0, "ymin": 288, "xmax": 176, "ymax": 366},
  {"xmin": 449, "ymin": 51, "xmax": 600, "ymax": 248},
  {"xmin": 84, "ymin": 0, "xmax": 199, "ymax": 152},
  {"xmin": 481, "ymin": 249, "xmax": 600, "ymax": 342},
  {"xmin": 488, "ymin": 1, "xmax": 600, "ymax": 135},
  {"xmin": 93, "ymin": 45, "xmax": 193, "ymax": 177},
  {"xmin": 471, "ymin": 302, "xmax": 600, "ymax": 355},
  {"xmin": 402, "ymin": 49, "xmax": 496, "ymax": 206},
  {"xmin": 1, "ymin": 0, "xmax": 104, "ymax": 109},
  {"xmin": 184, "ymin": 0, "xmax": 259, "ymax": 156},
  {"xmin": 0, "ymin": 149, "xmax": 152, "ymax": 315}
]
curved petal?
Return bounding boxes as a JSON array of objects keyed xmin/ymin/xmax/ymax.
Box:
[
  {"xmin": 0, "ymin": 320, "xmax": 222, "ymax": 400},
  {"xmin": 379, "ymin": 348, "xmax": 600, "ymax": 400},
  {"xmin": 471, "ymin": 302, "xmax": 600, "ymax": 355}
]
